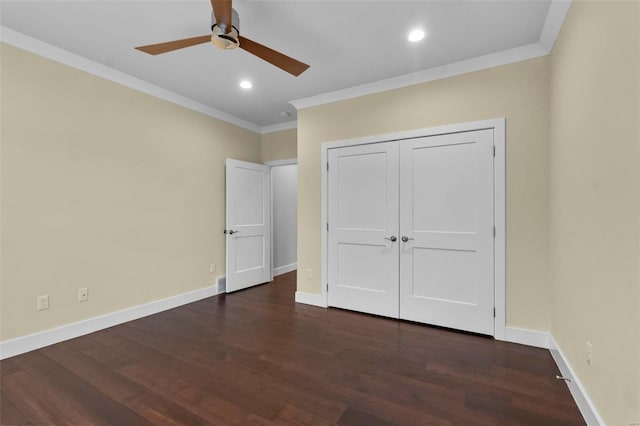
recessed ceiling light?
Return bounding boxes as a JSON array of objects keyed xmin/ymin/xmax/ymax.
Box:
[
  {"xmin": 408, "ymin": 29, "xmax": 426, "ymax": 42},
  {"xmin": 239, "ymin": 80, "xmax": 252, "ymax": 89}
]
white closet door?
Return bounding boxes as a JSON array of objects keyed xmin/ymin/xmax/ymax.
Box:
[
  {"xmin": 399, "ymin": 130, "xmax": 494, "ymax": 335},
  {"xmin": 327, "ymin": 142, "xmax": 399, "ymax": 318}
]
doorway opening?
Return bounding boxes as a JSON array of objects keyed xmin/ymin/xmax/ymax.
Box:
[{"xmin": 266, "ymin": 159, "xmax": 298, "ymax": 279}]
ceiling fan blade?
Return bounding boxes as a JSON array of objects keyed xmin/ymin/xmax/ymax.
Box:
[
  {"xmin": 238, "ymin": 35, "xmax": 309, "ymax": 77},
  {"xmin": 135, "ymin": 35, "xmax": 211, "ymax": 55},
  {"xmin": 211, "ymin": 0, "xmax": 233, "ymax": 33}
]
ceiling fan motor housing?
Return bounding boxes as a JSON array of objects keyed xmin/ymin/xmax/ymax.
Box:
[{"xmin": 211, "ymin": 9, "xmax": 240, "ymax": 50}]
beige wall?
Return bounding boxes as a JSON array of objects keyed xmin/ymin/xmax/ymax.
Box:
[
  {"xmin": 297, "ymin": 57, "xmax": 551, "ymax": 330},
  {"xmin": 549, "ymin": 1, "xmax": 640, "ymax": 424},
  {"xmin": 0, "ymin": 44, "xmax": 261, "ymax": 341},
  {"xmin": 260, "ymin": 128, "xmax": 297, "ymax": 163}
]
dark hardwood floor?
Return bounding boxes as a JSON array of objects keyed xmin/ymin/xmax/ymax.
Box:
[{"xmin": 1, "ymin": 271, "xmax": 584, "ymax": 425}]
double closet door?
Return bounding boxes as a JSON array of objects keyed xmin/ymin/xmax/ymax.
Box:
[{"xmin": 327, "ymin": 129, "xmax": 495, "ymax": 336}]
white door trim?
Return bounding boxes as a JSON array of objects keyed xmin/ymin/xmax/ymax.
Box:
[
  {"xmin": 320, "ymin": 118, "xmax": 506, "ymax": 340},
  {"xmin": 264, "ymin": 158, "xmax": 298, "ymax": 167}
]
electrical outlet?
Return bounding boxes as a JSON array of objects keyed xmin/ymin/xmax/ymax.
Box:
[
  {"xmin": 78, "ymin": 287, "xmax": 88, "ymax": 302},
  {"xmin": 306, "ymin": 268, "xmax": 313, "ymax": 279},
  {"xmin": 586, "ymin": 341, "xmax": 593, "ymax": 366},
  {"xmin": 210, "ymin": 263, "xmax": 216, "ymax": 273},
  {"xmin": 37, "ymin": 295, "xmax": 49, "ymax": 311}
]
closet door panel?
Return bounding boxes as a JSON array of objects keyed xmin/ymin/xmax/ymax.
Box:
[
  {"xmin": 327, "ymin": 142, "xmax": 399, "ymax": 318},
  {"xmin": 399, "ymin": 129, "xmax": 494, "ymax": 335}
]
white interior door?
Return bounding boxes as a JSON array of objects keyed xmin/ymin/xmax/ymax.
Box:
[
  {"xmin": 225, "ymin": 159, "xmax": 271, "ymax": 293},
  {"xmin": 399, "ymin": 129, "xmax": 494, "ymax": 335},
  {"xmin": 327, "ymin": 142, "xmax": 399, "ymax": 318}
]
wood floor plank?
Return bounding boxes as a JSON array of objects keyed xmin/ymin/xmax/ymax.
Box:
[
  {"xmin": 106, "ymin": 340, "xmax": 273, "ymax": 423},
  {"xmin": 2, "ymin": 370, "xmax": 91, "ymax": 425},
  {"xmin": 0, "ymin": 392, "xmax": 35, "ymax": 426},
  {"xmin": 425, "ymin": 360, "xmax": 571, "ymax": 401},
  {"xmin": 511, "ymin": 392, "xmax": 585, "ymax": 424},
  {"xmin": 339, "ymin": 406, "xmax": 410, "ymax": 426},
  {"xmin": 326, "ymin": 366, "xmax": 497, "ymax": 425},
  {"xmin": 237, "ymin": 366, "xmax": 348, "ymax": 423},
  {"xmin": 465, "ymin": 388, "xmax": 585, "ymax": 426},
  {"xmin": 12, "ymin": 351, "xmax": 151, "ymax": 425},
  {"xmin": 123, "ymin": 391, "xmax": 216, "ymax": 426},
  {"xmin": 0, "ymin": 271, "xmax": 585, "ymax": 425},
  {"xmin": 327, "ymin": 382, "xmax": 452, "ymax": 425},
  {"xmin": 273, "ymin": 404, "xmax": 334, "ymax": 426},
  {"xmin": 0, "ymin": 358, "xmax": 21, "ymax": 377},
  {"xmin": 118, "ymin": 363, "xmax": 249, "ymax": 424},
  {"xmin": 41, "ymin": 343, "xmax": 144, "ymax": 401},
  {"xmin": 243, "ymin": 413, "xmax": 278, "ymax": 425},
  {"xmin": 71, "ymin": 335, "xmax": 137, "ymax": 370}
]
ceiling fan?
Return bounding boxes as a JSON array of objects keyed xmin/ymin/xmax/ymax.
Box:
[{"xmin": 135, "ymin": 0, "xmax": 309, "ymax": 77}]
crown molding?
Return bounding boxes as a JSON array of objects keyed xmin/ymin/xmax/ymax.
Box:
[
  {"xmin": 290, "ymin": 0, "xmax": 572, "ymax": 111},
  {"xmin": 290, "ymin": 42, "xmax": 548, "ymax": 110},
  {"xmin": 260, "ymin": 120, "xmax": 298, "ymax": 134},
  {"xmin": 0, "ymin": 26, "xmax": 261, "ymax": 133},
  {"xmin": 538, "ymin": 0, "xmax": 572, "ymax": 52}
]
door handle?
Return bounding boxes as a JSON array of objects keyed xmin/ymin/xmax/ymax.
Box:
[
  {"xmin": 384, "ymin": 235, "xmax": 397, "ymax": 242},
  {"xmin": 225, "ymin": 230, "xmax": 239, "ymax": 235},
  {"xmin": 401, "ymin": 236, "xmax": 414, "ymax": 242}
]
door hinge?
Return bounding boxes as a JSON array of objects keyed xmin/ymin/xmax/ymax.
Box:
[
  {"xmin": 326, "ymin": 283, "xmax": 329, "ymax": 292},
  {"xmin": 493, "ymin": 226, "xmax": 496, "ymax": 237},
  {"xmin": 326, "ymin": 162, "xmax": 329, "ymax": 171},
  {"xmin": 326, "ymin": 223, "xmax": 329, "ymax": 231},
  {"xmin": 493, "ymin": 146, "xmax": 496, "ymax": 157},
  {"xmin": 493, "ymin": 307, "xmax": 496, "ymax": 317}
]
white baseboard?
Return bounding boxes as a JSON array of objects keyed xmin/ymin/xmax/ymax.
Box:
[
  {"xmin": 488, "ymin": 326, "xmax": 603, "ymax": 425},
  {"xmin": 0, "ymin": 284, "xmax": 223, "ymax": 360},
  {"xmin": 504, "ymin": 326, "xmax": 551, "ymax": 349},
  {"xmin": 549, "ymin": 336, "xmax": 604, "ymax": 426},
  {"xmin": 294, "ymin": 291, "xmax": 327, "ymax": 307},
  {"xmin": 273, "ymin": 263, "xmax": 297, "ymax": 276}
]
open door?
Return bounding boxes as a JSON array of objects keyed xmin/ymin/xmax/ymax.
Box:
[{"xmin": 225, "ymin": 159, "xmax": 271, "ymax": 293}]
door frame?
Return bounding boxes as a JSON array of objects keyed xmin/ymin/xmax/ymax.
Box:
[
  {"xmin": 264, "ymin": 158, "xmax": 298, "ymax": 280},
  {"xmin": 320, "ymin": 118, "xmax": 506, "ymax": 340}
]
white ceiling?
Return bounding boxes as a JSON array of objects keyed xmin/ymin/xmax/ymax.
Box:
[{"xmin": 1, "ymin": 1, "xmax": 554, "ymax": 129}]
